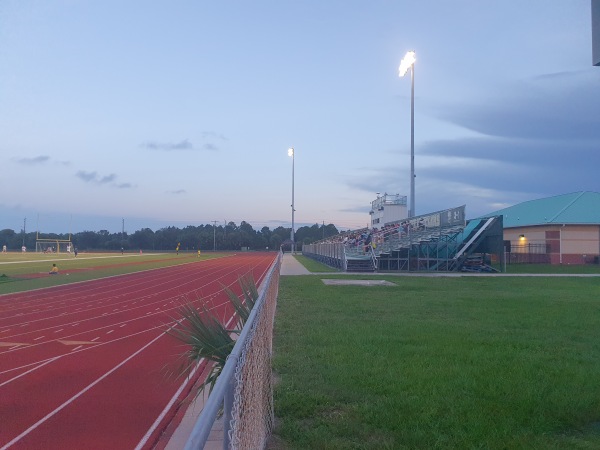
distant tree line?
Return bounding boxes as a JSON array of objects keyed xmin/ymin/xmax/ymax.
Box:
[{"xmin": 0, "ymin": 221, "xmax": 340, "ymax": 252}]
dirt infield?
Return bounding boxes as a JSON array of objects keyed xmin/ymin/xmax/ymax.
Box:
[{"xmin": 0, "ymin": 252, "xmax": 277, "ymax": 449}]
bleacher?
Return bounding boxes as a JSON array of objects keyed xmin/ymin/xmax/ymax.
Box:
[{"xmin": 303, "ymin": 206, "xmax": 505, "ymax": 273}]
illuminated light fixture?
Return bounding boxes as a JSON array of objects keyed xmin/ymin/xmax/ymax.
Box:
[
  {"xmin": 399, "ymin": 51, "xmax": 416, "ymax": 77},
  {"xmin": 519, "ymin": 234, "xmax": 525, "ymax": 240},
  {"xmin": 399, "ymin": 50, "xmax": 416, "ymax": 217}
]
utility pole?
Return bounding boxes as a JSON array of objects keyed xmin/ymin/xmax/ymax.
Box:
[
  {"xmin": 22, "ymin": 218, "xmax": 26, "ymax": 246},
  {"xmin": 211, "ymin": 221, "xmax": 218, "ymax": 251}
]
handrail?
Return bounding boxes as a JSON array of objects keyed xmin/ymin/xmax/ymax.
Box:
[
  {"xmin": 453, "ymin": 217, "xmax": 495, "ymax": 260},
  {"xmin": 369, "ymin": 245, "xmax": 377, "ymax": 270}
]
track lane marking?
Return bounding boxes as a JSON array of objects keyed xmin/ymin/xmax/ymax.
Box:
[
  {"xmin": 134, "ymin": 313, "xmax": 238, "ymax": 450},
  {"xmin": 0, "ymin": 332, "xmax": 165, "ymax": 450},
  {"xmin": 0, "ymin": 355, "xmax": 63, "ymax": 388},
  {"xmin": 0, "ymin": 342, "xmax": 28, "ymax": 347}
]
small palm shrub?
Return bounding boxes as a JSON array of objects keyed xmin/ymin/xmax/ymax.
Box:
[{"xmin": 167, "ymin": 274, "xmax": 259, "ymax": 395}]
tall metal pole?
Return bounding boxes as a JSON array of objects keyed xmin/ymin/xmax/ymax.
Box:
[
  {"xmin": 211, "ymin": 220, "xmax": 218, "ymax": 251},
  {"xmin": 291, "ymin": 149, "xmax": 295, "ymax": 254},
  {"xmin": 400, "ymin": 50, "xmax": 416, "ymax": 218},
  {"xmin": 410, "ymin": 63, "xmax": 415, "ymax": 218}
]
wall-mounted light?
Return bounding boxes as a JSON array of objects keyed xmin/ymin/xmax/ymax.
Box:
[{"xmin": 519, "ymin": 234, "xmax": 525, "ymax": 240}]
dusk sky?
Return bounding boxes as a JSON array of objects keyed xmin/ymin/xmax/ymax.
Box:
[{"xmin": 1, "ymin": 1, "xmax": 598, "ymax": 234}]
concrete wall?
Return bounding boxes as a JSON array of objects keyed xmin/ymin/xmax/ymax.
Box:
[{"xmin": 505, "ymin": 224, "xmax": 600, "ymax": 264}]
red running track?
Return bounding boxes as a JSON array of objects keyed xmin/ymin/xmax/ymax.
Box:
[{"xmin": 0, "ymin": 252, "xmax": 277, "ymax": 449}]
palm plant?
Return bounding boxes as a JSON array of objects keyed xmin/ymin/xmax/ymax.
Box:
[{"xmin": 167, "ymin": 274, "xmax": 259, "ymax": 396}]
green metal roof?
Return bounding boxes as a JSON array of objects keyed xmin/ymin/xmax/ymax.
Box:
[{"xmin": 481, "ymin": 191, "xmax": 600, "ymax": 228}]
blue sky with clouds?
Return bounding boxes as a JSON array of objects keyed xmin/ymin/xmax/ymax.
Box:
[{"xmin": 1, "ymin": 1, "xmax": 598, "ymax": 234}]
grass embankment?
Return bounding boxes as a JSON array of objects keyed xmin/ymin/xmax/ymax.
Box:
[
  {"xmin": 292, "ymin": 254, "xmax": 337, "ymax": 273},
  {"xmin": 0, "ymin": 251, "xmax": 230, "ymax": 295},
  {"xmin": 272, "ymin": 275, "xmax": 600, "ymax": 448}
]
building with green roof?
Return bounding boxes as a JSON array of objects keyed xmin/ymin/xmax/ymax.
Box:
[{"xmin": 482, "ymin": 191, "xmax": 600, "ymax": 264}]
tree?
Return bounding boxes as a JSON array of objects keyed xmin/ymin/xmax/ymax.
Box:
[{"xmin": 130, "ymin": 228, "xmax": 155, "ymax": 250}]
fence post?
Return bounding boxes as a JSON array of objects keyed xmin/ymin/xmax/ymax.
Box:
[{"xmin": 222, "ymin": 370, "xmax": 235, "ymax": 449}]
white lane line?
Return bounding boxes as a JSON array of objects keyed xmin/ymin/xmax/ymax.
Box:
[
  {"xmin": 106, "ymin": 330, "xmax": 114, "ymax": 335},
  {"xmin": 119, "ymin": 324, "xmax": 126, "ymax": 328},
  {"xmin": 71, "ymin": 345, "xmax": 83, "ymax": 352},
  {"xmin": 54, "ymin": 329, "xmax": 64, "ymax": 333},
  {"xmin": 91, "ymin": 337, "xmax": 100, "ymax": 342},
  {"xmin": 134, "ymin": 314, "xmax": 237, "ymax": 450},
  {"xmin": 0, "ymin": 332, "xmax": 164, "ymax": 450},
  {"xmin": 33, "ymin": 336, "xmax": 45, "ymax": 341},
  {"xmin": 134, "ymin": 357, "xmax": 205, "ymax": 450},
  {"xmin": 0, "ymin": 356, "xmax": 63, "ymax": 388}
]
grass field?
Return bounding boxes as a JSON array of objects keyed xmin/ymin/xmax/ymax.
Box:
[
  {"xmin": 0, "ymin": 251, "xmax": 230, "ymax": 295},
  {"xmin": 503, "ymin": 263, "xmax": 600, "ymax": 274},
  {"xmin": 292, "ymin": 254, "xmax": 339, "ymax": 273},
  {"xmin": 271, "ymin": 273, "xmax": 600, "ymax": 449}
]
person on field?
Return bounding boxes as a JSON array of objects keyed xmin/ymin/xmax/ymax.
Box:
[
  {"xmin": 49, "ymin": 264, "xmax": 58, "ymax": 275},
  {"xmin": 74, "ymin": 247, "xmax": 78, "ymax": 257},
  {"xmin": 2, "ymin": 245, "xmax": 6, "ymax": 253},
  {"xmin": 197, "ymin": 249, "xmax": 201, "ymax": 258}
]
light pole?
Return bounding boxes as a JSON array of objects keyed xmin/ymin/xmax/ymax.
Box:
[
  {"xmin": 288, "ymin": 147, "xmax": 295, "ymax": 253},
  {"xmin": 211, "ymin": 220, "xmax": 218, "ymax": 251},
  {"xmin": 399, "ymin": 50, "xmax": 416, "ymax": 217}
]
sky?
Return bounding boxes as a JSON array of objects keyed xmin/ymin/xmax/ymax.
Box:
[{"xmin": 1, "ymin": 1, "xmax": 599, "ymax": 235}]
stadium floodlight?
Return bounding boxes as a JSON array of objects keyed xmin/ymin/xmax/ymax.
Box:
[
  {"xmin": 288, "ymin": 148, "xmax": 295, "ymax": 253},
  {"xmin": 399, "ymin": 50, "xmax": 416, "ymax": 217}
]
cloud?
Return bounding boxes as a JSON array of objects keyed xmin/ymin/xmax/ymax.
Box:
[
  {"xmin": 141, "ymin": 139, "xmax": 194, "ymax": 151},
  {"xmin": 167, "ymin": 189, "xmax": 186, "ymax": 194},
  {"xmin": 141, "ymin": 132, "xmax": 227, "ymax": 152},
  {"xmin": 12, "ymin": 155, "xmax": 50, "ymax": 165},
  {"xmin": 435, "ymin": 70, "xmax": 600, "ymax": 141},
  {"xmin": 351, "ymin": 70, "xmax": 600, "ymax": 218},
  {"xmin": 201, "ymin": 131, "xmax": 228, "ymax": 141},
  {"xmin": 76, "ymin": 171, "xmax": 99, "ymax": 182},
  {"xmin": 76, "ymin": 171, "xmax": 133, "ymax": 189}
]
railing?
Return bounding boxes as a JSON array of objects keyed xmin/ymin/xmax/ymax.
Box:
[{"xmin": 183, "ymin": 253, "xmax": 281, "ymax": 450}]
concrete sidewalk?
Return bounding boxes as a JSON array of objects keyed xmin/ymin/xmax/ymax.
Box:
[{"xmin": 280, "ymin": 253, "xmax": 311, "ymax": 275}]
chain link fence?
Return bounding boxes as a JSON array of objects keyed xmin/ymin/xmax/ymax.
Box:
[{"xmin": 183, "ymin": 253, "xmax": 281, "ymax": 450}]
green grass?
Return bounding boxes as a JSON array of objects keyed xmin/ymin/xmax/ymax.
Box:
[
  {"xmin": 293, "ymin": 254, "xmax": 338, "ymax": 273},
  {"xmin": 503, "ymin": 263, "xmax": 600, "ymax": 274},
  {"xmin": 272, "ymin": 275, "xmax": 600, "ymax": 449},
  {"xmin": 0, "ymin": 251, "xmax": 229, "ymax": 295}
]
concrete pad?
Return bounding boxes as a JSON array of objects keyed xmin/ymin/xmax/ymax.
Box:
[
  {"xmin": 321, "ymin": 279, "xmax": 397, "ymax": 286},
  {"xmin": 280, "ymin": 253, "xmax": 311, "ymax": 275}
]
